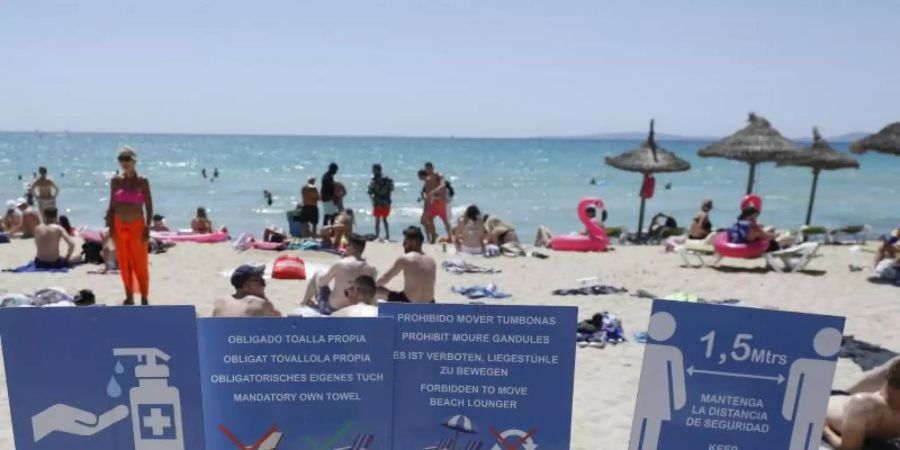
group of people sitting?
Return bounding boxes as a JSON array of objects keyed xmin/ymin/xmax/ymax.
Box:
[
  {"xmin": 450, "ymin": 205, "xmax": 526, "ymax": 256},
  {"xmin": 213, "ymin": 225, "xmax": 438, "ymax": 318}
]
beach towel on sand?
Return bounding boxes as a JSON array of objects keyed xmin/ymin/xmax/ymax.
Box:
[
  {"xmin": 4, "ymin": 261, "xmax": 70, "ymax": 273},
  {"xmin": 442, "ymin": 260, "xmax": 500, "ymax": 275},
  {"xmin": 839, "ymin": 336, "xmax": 899, "ymax": 372},
  {"xmin": 452, "ymin": 284, "xmax": 510, "ymax": 299}
]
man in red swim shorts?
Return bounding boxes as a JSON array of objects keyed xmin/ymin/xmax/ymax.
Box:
[
  {"xmin": 421, "ymin": 162, "xmax": 452, "ymax": 244},
  {"xmin": 368, "ymin": 164, "xmax": 394, "ymax": 240}
]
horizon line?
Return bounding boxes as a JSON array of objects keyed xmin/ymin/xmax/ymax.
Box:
[{"xmin": 0, "ymin": 128, "xmax": 869, "ymax": 143}]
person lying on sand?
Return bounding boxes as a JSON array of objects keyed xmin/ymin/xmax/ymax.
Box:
[
  {"xmin": 377, "ymin": 226, "xmax": 436, "ymax": 303},
  {"xmin": 484, "ymin": 215, "xmax": 526, "ymax": 256},
  {"xmin": 330, "ymin": 275, "xmax": 379, "ymax": 318},
  {"xmin": 150, "ymin": 214, "xmax": 170, "ymax": 232},
  {"xmin": 33, "ymin": 207, "xmax": 75, "ymax": 269},
  {"xmin": 213, "ymin": 264, "xmax": 282, "ymax": 317},
  {"xmin": 824, "ymin": 357, "xmax": 900, "ymax": 449},
  {"xmin": 300, "ymin": 234, "xmax": 376, "ymax": 314}
]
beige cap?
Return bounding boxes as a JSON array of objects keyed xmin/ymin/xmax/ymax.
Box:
[{"xmin": 118, "ymin": 145, "xmax": 137, "ymax": 160}]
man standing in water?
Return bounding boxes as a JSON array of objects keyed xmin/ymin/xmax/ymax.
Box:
[
  {"xmin": 368, "ymin": 164, "xmax": 394, "ymax": 240},
  {"xmin": 377, "ymin": 226, "xmax": 437, "ymax": 303},
  {"xmin": 321, "ymin": 163, "xmax": 339, "ymax": 227},
  {"xmin": 423, "ymin": 162, "xmax": 452, "ymax": 243},
  {"xmin": 31, "ymin": 167, "xmax": 59, "ymax": 222}
]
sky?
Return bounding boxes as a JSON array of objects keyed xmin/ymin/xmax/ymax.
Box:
[{"xmin": 1, "ymin": 0, "xmax": 899, "ymax": 138}]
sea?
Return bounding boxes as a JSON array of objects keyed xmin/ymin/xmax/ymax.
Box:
[{"xmin": 0, "ymin": 131, "xmax": 897, "ymax": 239}]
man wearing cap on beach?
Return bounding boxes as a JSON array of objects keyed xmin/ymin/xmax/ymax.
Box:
[
  {"xmin": 376, "ymin": 226, "xmax": 437, "ymax": 303},
  {"xmin": 213, "ymin": 264, "xmax": 283, "ymax": 317},
  {"xmin": 150, "ymin": 214, "xmax": 170, "ymax": 232}
]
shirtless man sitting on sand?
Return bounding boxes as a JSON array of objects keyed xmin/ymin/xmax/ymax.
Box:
[
  {"xmin": 300, "ymin": 233, "xmax": 376, "ymax": 314},
  {"xmin": 33, "ymin": 206, "xmax": 75, "ymax": 269},
  {"xmin": 824, "ymin": 357, "xmax": 900, "ymax": 449},
  {"xmin": 377, "ymin": 226, "xmax": 436, "ymax": 303},
  {"xmin": 213, "ymin": 264, "xmax": 282, "ymax": 317}
]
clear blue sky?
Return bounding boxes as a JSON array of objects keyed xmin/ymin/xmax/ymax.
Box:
[{"xmin": 1, "ymin": 0, "xmax": 898, "ymax": 137}]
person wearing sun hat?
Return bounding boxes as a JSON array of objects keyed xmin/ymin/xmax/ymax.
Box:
[
  {"xmin": 107, "ymin": 146, "xmax": 154, "ymax": 305},
  {"xmin": 213, "ymin": 264, "xmax": 283, "ymax": 317}
]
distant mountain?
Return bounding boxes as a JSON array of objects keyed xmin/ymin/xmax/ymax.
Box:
[
  {"xmin": 538, "ymin": 132, "xmax": 714, "ymax": 141},
  {"xmin": 543, "ymin": 131, "xmax": 873, "ymax": 143}
]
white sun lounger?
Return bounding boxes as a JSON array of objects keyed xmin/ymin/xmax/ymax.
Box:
[
  {"xmin": 677, "ymin": 239, "xmax": 719, "ymax": 268},
  {"xmin": 764, "ymin": 242, "xmax": 821, "ymax": 272}
]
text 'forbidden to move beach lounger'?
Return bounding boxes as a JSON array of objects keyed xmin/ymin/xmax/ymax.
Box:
[
  {"xmin": 380, "ymin": 303, "xmax": 578, "ymax": 450},
  {"xmin": 629, "ymin": 300, "xmax": 845, "ymax": 450}
]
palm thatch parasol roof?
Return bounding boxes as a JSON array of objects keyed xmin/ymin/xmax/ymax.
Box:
[
  {"xmin": 698, "ymin": 113, "xmax": 802, "ymax": 194},
  {"xmin": 605, "ymin": 120, "xmax": 691, "ymax": 236},
  {"xmin": 776, "ymin": 128, "xmax": 859, "ymax": 225},
  {"xmin": 777, "ymin": 128, "xmax": 860, "ymax": 171},
  {"xmin": 852, "ymin": 122, "xmax": 900, "ymax": 156},
  {"xmin": 605, "ymin": 120, "xmax": 691, "ymax": 174}
]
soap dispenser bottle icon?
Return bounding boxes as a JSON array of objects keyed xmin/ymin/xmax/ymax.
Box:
[{"xmin": 113, "ymin": 348, "xmax": 185, "ymax": 450}]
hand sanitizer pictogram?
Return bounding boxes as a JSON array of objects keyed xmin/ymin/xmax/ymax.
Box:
[{"xmin": 113, "ymin": 348, "xmax": 185, "ymax": 450}]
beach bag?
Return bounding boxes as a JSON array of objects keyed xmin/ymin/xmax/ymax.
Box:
[{"xmin": 272, "ymin": 255, "xmax": 306, "ymax": 280}]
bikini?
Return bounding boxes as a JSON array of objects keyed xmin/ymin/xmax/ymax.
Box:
[{"xmin": 113, "ymin": 188, "xmax": 145, "ymax": 205}]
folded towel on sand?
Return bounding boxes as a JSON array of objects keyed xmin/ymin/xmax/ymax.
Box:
[
  {"xmin": 452, "ymin": 284, "xmax": 510, "ymax": 299},
  {"xmin": 553, "ymin": 285, "xmax": 627, "ymax": 296},
  {"xmin": 839, "ymin": 336, "xmax": 899, "ymax": 371},
  {"xmin": 442, "ymin": 260, "xmax": 501, "ymax": 275},
  {"xmin": 4, "ymin": 261, "xmax": 70, "ymax": 273}
]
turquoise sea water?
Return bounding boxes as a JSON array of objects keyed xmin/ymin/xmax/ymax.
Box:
[{"xmin": 0, "ymin": 132, "xmax": 897, "ymax": 238}]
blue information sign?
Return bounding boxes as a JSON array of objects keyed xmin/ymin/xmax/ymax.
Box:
[
  {"xmin": 629, "ymin": 300, "xmax": 845, "ymax": 450},
  {"xmin": 0, "ymin": 306, "xmax": 207, "ymax": 450},
  {"xmin": 380, "ymin": 303, "xmax": 577, "ymax": 450},
  {"xmin": 197, "ymin": 317, "xmax": 395, "ymax": 450}
]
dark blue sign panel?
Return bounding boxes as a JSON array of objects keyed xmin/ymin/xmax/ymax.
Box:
[
  {"xmin": 629, "ymin": 300, "xmax": 845, "ymax": 450},
  {"xmin": 380, "ymin": 303, "xmax": 577, "ymax": 450},
  {"xmin": 0, "ymin": 306, "xmax": 207, "ymax": 450},
  {"xmin": 198, "ymin": 317, "xmax": 395, "ymax": 450}
]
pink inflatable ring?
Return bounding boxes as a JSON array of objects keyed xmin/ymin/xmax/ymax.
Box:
[{"xmin": 713, "ymin": 231, "xmax": 768, "ymax": 259}]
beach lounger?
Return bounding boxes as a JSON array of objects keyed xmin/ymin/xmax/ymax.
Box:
[
  {"xmin": 801, "ymin": 225, "xmax": 870, "ymax": 244},
  {"xmin": 763, "ymin": 242, "xmax": 820, "ymax": 272},
  {"xmin": 677, "ymin": 239, "xmax": 718, "ymax": 268}
]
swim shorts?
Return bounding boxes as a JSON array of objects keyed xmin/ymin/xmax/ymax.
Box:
[
  {"xmin": 386, "ymin": 291, "xmax": 434, "ymax": 304},
  {"xmin": 297, "ymin": 205, "xmax": 319, "ymax": 225},
  {"xmin": 373, "ymin": 206, "xmax": 391, "ymax": 218},
  {"xmin": 429, "ymin": 199, "xmax": 447, "ymax": 221}
]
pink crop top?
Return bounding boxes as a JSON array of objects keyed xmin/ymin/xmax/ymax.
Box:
[{"xmin": 113, "ymin": 189, "xmax": 145, "ymax": 205}]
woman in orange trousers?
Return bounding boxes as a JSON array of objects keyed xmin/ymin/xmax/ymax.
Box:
[{"xmin": 107, "ymin": 146, "xmax": 154, "ymax": 305}]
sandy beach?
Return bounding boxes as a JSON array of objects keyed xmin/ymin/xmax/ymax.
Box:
[{"xmin": 1, "ymin": 237, "xmax": 898, "ymax": 449}]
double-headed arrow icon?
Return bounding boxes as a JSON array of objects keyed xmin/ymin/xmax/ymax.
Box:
[{"xmin": 687, "ymin": 366, "xmax": 785, "ymax": 384}]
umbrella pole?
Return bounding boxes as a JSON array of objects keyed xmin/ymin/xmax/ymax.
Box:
[
  {"xmin": 805, "ymin": 169, "xmax": 820, "ymax": 226},
  {"xmin": 637, "ymin": 196, "xmax": 646, "ymax": 238},
  {"xmin": 746, "ymin": 162, "xmax": 756, "ymax": 195}
]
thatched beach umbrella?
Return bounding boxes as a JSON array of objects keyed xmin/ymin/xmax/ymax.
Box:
[
  {"xmin": 852, "ymin": 122, "xmax": 900, "ymax": 156},
  {"xmin": 776, "ymin": 128, "xmax": 859, "ymax": 225},
  {"xmin": 698, "ymin": 113, "xmax": 802, "ymax": 194},
  {"xmin": 605, "ymin": 120, "xmax": 691, "ymax": 236}
]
